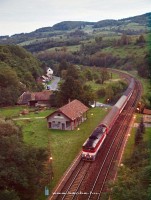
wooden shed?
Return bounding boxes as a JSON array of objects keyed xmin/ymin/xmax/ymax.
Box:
[{"xmin": 17, "ymin": 91, "xmax": 52, "ymax": 107}]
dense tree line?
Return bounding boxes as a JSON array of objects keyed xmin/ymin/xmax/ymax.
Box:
[
  {"xmin": 93, "ymin": 13, "xmax": 151, "ymax": 29},
  {"xmin": 37, "ymin": 48, "xmax": 119, "ymax": 68},
  {"xmin": 0, "ymin": 45, "xmax": 44, "ymax": 106},
  {"xmin": 68, "ymin": 30, "xmax": 87, "ymax": 38},
  {"xmin": 52, "ymin": 21, "xmax": 95, "ymax": 31},
  {"xmin": 24, "ymin": 38, "xmax": 82, "ymax": 53},
  {"xmin": 0, "ymin": 64, "xmax": 24, "ymax": 106},
  {"xmin": 97, "ymin": 80, "xmax": 127, "ymax": 103},
  {"xmin": 52, "ymin": 65, "xmax": 96, "ymax": 106},
  {"xmin": 37, "ymin": 33, "xmax": 148, "ymax": 79},
  {"xmin": 0, "ymin": 119, "xmax": 51, "ymax": 200},
  {"xmin": 50, "ymin": 63, "xmax": 125, "ymax": 107},
  {"xmin": 148, "ymin": 33, "xmax": 151, "ymax": 83}
]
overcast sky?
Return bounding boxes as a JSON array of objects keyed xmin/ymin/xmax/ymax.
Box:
[{"xmin": 0, "ymin": 0, "xmax": 150, "ymax": 36}]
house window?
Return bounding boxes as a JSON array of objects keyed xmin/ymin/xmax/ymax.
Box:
[{"xmin": 58, "ymin": 113, "xmax": 61, "ymax": 116}]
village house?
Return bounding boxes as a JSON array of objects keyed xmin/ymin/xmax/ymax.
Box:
[
  {"xmin": 17, "ymin": 90, "xmax": 52, "ymax": 107},
  {"xmin": 46, "ymin": 99, "xmax": 89, "ymax": 130},
  {"xmin": 46, "ymin": 67, "xmax": 53, "ymax": 79},
  {"xmin": 37, "ymin": 67, "xmax": 53, "ymax": 84}
]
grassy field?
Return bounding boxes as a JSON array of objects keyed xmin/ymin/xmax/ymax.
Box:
[
  {"xmin": 0, "ymin": 106, "xmax": 26, "ymax": 118},
  {"xmin": 86, "ymin": 73, "xmax": 121, "ymax": 91},
  {"xmin": 0, "ymin": 106, "xmax": 55, "ymax": 119},
  {"xmin": 102, "ymin": 44, "xmax": 147, "ymax": 59},
  {"xmin": 138, "ymin": 77, "xmax": 151, "ymax": 96},
  {"xmin": 122, "ymin": 127, "xmax": 136, "ymax": 160}
]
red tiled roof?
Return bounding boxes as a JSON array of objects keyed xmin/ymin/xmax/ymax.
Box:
[
  {"xmin": 47, "ymin": 99, "xmax": 89, "ymax": 120},
  {"xmin": 58, "ymin": 99, "xmax": 89, "ymax": 120},
  {"xmin": 18, "ymin": 91, "xmax": 52, "ymax": 104},
  {"xmin": 31, "ymin": 91, "xmax": 52, "ymax": 101},
  {"xmin": 17, "ymin": 92, "xmax": 32, "ymax": 104},
  {"xmin": 143, "ymin": 108, "xmax": 151, "ymax": 115}
]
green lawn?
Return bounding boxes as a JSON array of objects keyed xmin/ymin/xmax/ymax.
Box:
[
  {"xmin": 122, "ymin": 127, "xmax": 136, "ymax": 160},
  {"xmin": 0, "ymin": 106, "xmax": 26, "ymax": 118},
  {"xmin": 0, "ymin": 106, "xmax": 55, "ymax": 119}
]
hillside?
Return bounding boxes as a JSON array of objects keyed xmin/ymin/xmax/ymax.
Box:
[
  {"xmin": 4, "ymin": 13, "xmax": 147, "ymax": 83},
  {"xmin": 0, "ymin": 13, "xmax": 150, "ymax": 45},
  {"xmin": 0, "ymin": 45, "xmax": 43, "ymax": 106},
  {"xmin": 0, "ymin": 13, "xmax": 150, "ymax": 84},
  {"xmin": 0, "ymin": 13, "xmax": 151, "ymax": 77}
]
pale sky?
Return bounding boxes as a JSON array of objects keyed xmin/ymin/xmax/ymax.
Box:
[{"xmin": 0, "ymin": 0, "xmax": 150, "ymax": 36}]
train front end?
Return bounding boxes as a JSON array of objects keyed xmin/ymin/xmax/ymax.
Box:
[
  {"xmin": 82, "ymin": 125, "xmax": 107, "ymax": 161},
  {"xmin": 82, "ymin": 144, "xmax": 96, "ymax": 161}
]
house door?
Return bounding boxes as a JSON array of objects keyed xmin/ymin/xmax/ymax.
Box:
[
  {"xmin": 49, "ymin": 122, "xmax": 51, "ymax": 128},
  {"xmin": 62, "ymin": 123, "xmax": 65, "ymax": 130}
]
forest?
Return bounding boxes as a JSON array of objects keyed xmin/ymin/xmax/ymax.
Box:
[{"xmin": 0, "ymin": 45, "xmax": 44, "ymax": 106}]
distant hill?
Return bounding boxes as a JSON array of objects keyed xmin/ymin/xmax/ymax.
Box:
[
  {"xmin": 0, "ymin": 12, "xmax": 150, "ymax": 45},
  {"xmin": 93, "ymin": 19, "xmax": 120, "ymax": 28},
  {"xmin": 120, "ymin": 12, "xmax": 151, "ymax": 25},
  {"xmin": 94, "ymin": 13, "xmax": 151, "ymax": 28},
  {"xmin": 52, "ymin": 21, "xmax": 95, "ymax": 30}
]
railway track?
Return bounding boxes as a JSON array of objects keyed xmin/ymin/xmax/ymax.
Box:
[
  {"xmin": 58, "ymin": 161, "xmax": 91, "ymax": 200},
  {"xmin": 49, "ymin": 76, "xmax": 141, "ymax": 200},
  {"xmin": 80, "ymin": 80, "xmax": 141, "ymax": 200}
]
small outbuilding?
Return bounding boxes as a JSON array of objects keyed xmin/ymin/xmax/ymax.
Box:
[
  {"xmin": 46, "ymin": 99, "xmax": 89, "ymax": 130},
  {"xmin": 17, "ymin": 90, "xmax": 52, "ymax": 107}
]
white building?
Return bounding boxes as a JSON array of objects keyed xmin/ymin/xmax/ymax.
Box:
[{"xmin": 47, "ymin": 68, "xmax": 53, "ymax": 79}]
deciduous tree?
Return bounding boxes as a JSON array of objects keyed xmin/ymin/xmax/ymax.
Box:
[{"xmin": 0, "ymin": 119, "xmax": 51, "ymax": 200}]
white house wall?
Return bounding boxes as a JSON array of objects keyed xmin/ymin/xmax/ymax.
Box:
[{"xmin": 47, "ymin": 112, "xmax": 73, "ymax": 130}]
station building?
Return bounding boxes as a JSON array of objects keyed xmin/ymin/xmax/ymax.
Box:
[{"xmin": 46, "ymin": 99, "xmax": 89, "ymax": 130}]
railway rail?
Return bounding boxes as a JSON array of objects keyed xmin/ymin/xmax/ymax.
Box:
[
  {"xmin": 81, "ymin": 79, "xmax": 141, "ymax": 200},
  {"xmin": 49, "ymin": 75, "xmax": 141, "ymax": 200}
]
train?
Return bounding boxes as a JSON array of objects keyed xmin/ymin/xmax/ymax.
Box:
[{"xmin": 81, "ymin": 78, "xmax": 135, "ymax": 161}]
